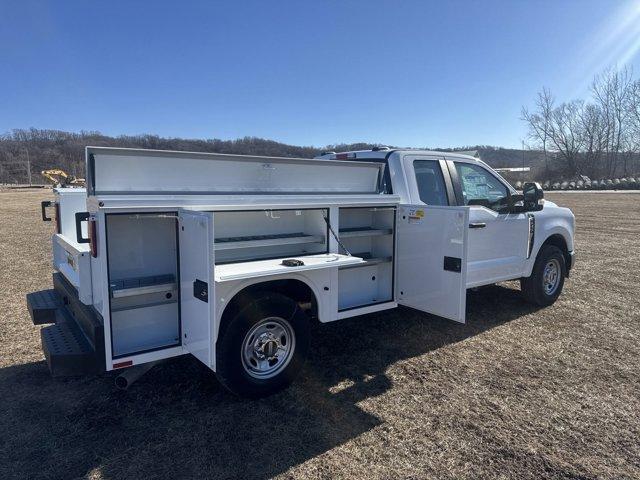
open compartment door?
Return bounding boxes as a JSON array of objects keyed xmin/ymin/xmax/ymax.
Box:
[
  {"xmin": 396, "ymin": 205, "xmax": 469, "ymax": 323},
  {"xmin": 179, "ymin": 210, "xmax": 215, "ymax": 367}
]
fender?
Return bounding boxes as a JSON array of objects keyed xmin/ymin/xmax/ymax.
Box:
[
  {"xmin": 523, "ymin": 202, "xmax": 575, "ymax": 277},
  {"xmin": 213, "ymin": 271, "xmax": 327, "ymax": 343}
]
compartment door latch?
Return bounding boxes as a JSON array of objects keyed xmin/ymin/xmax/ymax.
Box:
[
  {"xmin": 443, "ymin": 256, "xmax": 462, "ymax": 273},
  {"xmin": 193, "ymin": 279, "xmax": 208, "ymax": 303}
]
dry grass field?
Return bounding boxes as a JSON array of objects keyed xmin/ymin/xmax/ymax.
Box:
[{"xmin": 0, "ymin": 189, "xmax": 639, "ymax": 480}]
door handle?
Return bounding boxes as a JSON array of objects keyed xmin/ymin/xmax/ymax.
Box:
[{"xmin": 469, "ymin": 222, "xmax": 486, "ymax": 229}]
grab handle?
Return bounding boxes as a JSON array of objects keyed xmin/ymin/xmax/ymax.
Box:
[
  {"xmin": 75, "ymin": 212, "xmax": 90, "ymax": 243},
  {"xmin": 41, "ymin": 201, "xmax": 53, "ymax": 221}
]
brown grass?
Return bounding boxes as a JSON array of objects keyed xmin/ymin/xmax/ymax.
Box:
[{"xmin": 0, "ymin": 190, "xmax": 639, "ymax": 480}]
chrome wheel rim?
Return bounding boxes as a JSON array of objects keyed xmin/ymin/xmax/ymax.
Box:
[
  {"xmin": 241, "ymin": 317, "xmax": 295, "ymax": 379},
  {"xmin": 542, "ymin": 258, "xmax": 561, "ymax": 295}
]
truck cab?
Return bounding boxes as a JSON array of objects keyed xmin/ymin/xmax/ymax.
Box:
[
  {"xmin": 27, "ymin": 147, "xmax": 575, "ymax": 398},
  {"xmin": 317, "ymin": 148, "xmax": 575, "ymax": 292}
]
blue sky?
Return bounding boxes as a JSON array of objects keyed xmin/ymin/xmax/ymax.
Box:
[{"xmin": 2, "ymin": 0, "xmax": 640, "ymax": 148}]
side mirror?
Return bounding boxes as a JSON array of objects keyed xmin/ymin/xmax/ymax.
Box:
[{"xmin": 523, "ymin": 182, "xmax": 544, "ymax": 211}]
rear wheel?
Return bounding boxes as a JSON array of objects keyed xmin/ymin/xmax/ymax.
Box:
[
  {"xmin": 521, "ymin": 245, "xmax": 566, "ymax": 306},
  {"xmin": 215, "ymin": 292, "xmax": 310, "ymax": 398}
]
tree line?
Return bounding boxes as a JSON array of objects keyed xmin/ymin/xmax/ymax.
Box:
[
  {"xmin": 522, "ymin": 68, "xmax": 640, "ymax": 179},
  {"xmin": 0, "ymin": 128, "xmax": 535, "ymax": 185},
  {"xmin": 0, "ymin": 129, "xmax": 383, "ymax": 184},
  {"xmin": 8, "ymin": 69, "xmax": 640, "ymax": 187}
]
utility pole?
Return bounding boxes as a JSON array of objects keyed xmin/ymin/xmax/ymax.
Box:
[
  {"xmin": 23, "ymin": 147, "xmax": 31, "ymax": 185},
  {"xmin": 521, "ymin": 140, "xmax": 525, "ymax": 182}
]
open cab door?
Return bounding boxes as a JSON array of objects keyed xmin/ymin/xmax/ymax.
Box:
[
  {"xmin": 396, "ymin": 205, "xmax": 469, "ymax": 323},
  {"xmin": 179, "ymin": 210, "xmax": 216, "ymax": 368}
]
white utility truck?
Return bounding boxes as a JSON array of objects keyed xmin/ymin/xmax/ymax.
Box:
[{"xmin": 28, "ymin": 147, "xmax": 575, "ymax": 397}]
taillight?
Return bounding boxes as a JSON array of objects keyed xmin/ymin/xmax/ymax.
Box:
[
  {"xmin": 54, "ymin": 203, "xmax": 61, "ymax": 234},
  {"xmin": 89, "ymin": 218, "xmax": 97, "ymax": 257}
]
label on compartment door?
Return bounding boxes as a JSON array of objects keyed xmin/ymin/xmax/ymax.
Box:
[
  {"xmin": 66, "ymin": 252, "xmax": 77, "ymax": 270},
  {"xmin": 407, "ymin": 208, "xmax": 425, "ymax": 224}
]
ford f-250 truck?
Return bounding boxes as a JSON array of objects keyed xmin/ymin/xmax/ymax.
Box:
[{"xmin": 27, "ymin": 147, "xmax": 575, "ymax": 397}]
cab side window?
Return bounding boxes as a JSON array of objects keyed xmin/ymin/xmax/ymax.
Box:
[
  {"xmin": 455, "ymin": 162, "xmax": 509, "ymax": 210},
  {"xmin": 413, "ymin": 160, "xmax": 448, "ymax": 206}
]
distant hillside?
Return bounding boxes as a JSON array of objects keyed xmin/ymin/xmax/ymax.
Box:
[
  {"xmin": 0, "ymin": 129, "xmax": 395, "ymax": 184},
  {"xmin": 469, "ymin": 146, "xmax": 545, "ymax": 169},
  {"xmin": 0, "ymin": 128, "xmax": 544, "ymax": 184}
]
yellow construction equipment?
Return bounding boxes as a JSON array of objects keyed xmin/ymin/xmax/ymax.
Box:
[{"xmin": 41, "ymin": 169, "xmax": 85, "ymax": 187}]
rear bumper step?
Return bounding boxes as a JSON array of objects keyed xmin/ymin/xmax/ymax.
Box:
[
  {"xmin": 26, "ymin": 289, "xmax": 62, "ymax": 325},
  {"xmin": 41, "ymin": 312, "xmax": 101, "ymax": 376},
  {"xmin": 27, "ymin": 273, "xmax": 105, "ymax": 377}
]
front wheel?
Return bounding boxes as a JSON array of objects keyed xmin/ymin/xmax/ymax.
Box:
[
  {"xmin": 521, "ymin": 245, "xmax": 566, "ymax": 306},
  {"xmin": 215, "ymin": 292, "xmax": 310, "ymax": 398}
]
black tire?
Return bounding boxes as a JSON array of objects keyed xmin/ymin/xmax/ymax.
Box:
[
  {"xmin": 215, "ymin": 292, "xmax": 310, "ymax": 398},
  {"xmin": 521, "ymin": 245, "xmax": 566, "ymax": 306}
]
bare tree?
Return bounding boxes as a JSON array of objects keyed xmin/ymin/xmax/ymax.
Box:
[
  {"xmin": 521, "ymin": 88, "xmax": 554, "ymax": 175},
  {"xmin": 549, "ymin": 100, "xmax": 587, "ymax": 174},
  {"xmin": 591, "ymin": 68, "xmax": 634, "ymax": 176},
  {"xmin": 523, "ymin": 66, "xmax": 640, "ymax": 180},
  {"xmin": 523, "ymin": 94, "xmax": 586, "ymax": 175},
  {"xmin": 628, "ymin": 79, "xmax": 640, "ymax": 156},
  {"xmin": 579, "ymin": 103, "xmax": 607, "ymax": 177}
]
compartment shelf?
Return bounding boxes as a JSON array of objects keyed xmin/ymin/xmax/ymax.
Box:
[
  {"xmin": 214, "ymin": 232, "xmax": 325, "ymax": 251},
  {"xmin": 337, "ymin": 206, "xmax": 395, "ymax": 312},
  {"xmin": 339, "ymin": 299, "xmax": 394, "ymax": 312},
  {"xmin": 215, "ymin": 253, "xmax": 363, "ymax": 282},
  {"xmin": 338, "ymin": 227, "xmax": 393, "ymax": 238},
  {"xmin": 339, "ymin": 252, "xmax": 392, "ymax": 269},
  {"xmin": 110, "ymin": 274, "xmax": 176, "ymax": 298},
  {"xmin": 112, "ymin": 298, "xmax": 177, "ymax": 312}
]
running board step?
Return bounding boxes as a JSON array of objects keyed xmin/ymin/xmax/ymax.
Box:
[
  {"xmin": 41, "ymin": 315, "xmax": 100, "ymax": 377},
  {"xmin": 27, "ymin": 289, "xmax": 62, "ymax": 325}
]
